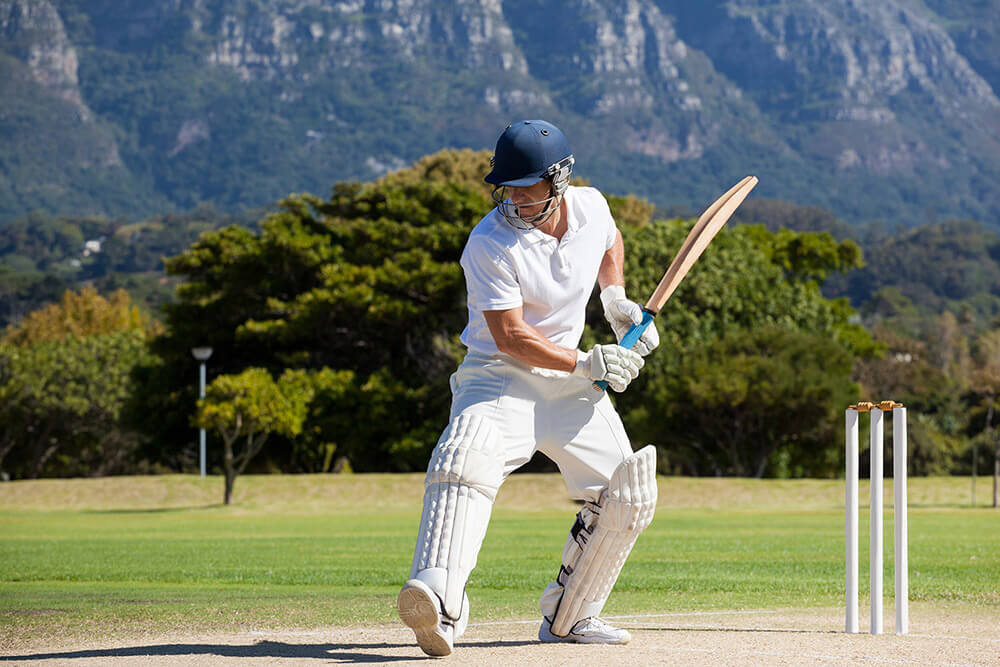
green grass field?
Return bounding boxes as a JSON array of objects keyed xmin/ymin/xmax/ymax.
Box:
[{"xmin": 1, "ymin": 474, "xmax": 997, "ymax": 650}]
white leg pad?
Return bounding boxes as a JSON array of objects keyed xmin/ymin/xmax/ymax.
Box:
[
  {"xmin": 410, "ymin": 414, "xmax": 503, "ymax": 620},
  {"xmin": 546, "ymin": 445, "xmax": 657, "ymax": 637}
]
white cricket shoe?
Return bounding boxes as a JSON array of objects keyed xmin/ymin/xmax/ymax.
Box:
[
  {"xmin": 538, "ymin": 616, "xmax": 632, "ymax": 644},
  {"xmin": 397, "ymin": 578, "xmax": 469, "ymax": 657}
]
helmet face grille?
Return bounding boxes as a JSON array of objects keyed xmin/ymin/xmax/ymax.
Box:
[{"xmin": 491, "ymin": 185, "xmax": 562, "ymax": 231}]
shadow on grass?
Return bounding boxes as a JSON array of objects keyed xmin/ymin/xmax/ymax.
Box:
[
  {"xmin": 82, "ymin": 504, "xmax": 222, "ymax": 515},
  {"xmin": 0, "ymin": 639, "xmax": 540, "ymax": 662}
]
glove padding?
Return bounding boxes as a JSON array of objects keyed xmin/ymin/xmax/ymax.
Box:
[
  {"xmin": 574, "ymin": 344, "xmax": 644, "ymax": 393},
  {"xmin": 600, "ymin": 285, "xmax": 660, "ymax": 357}
]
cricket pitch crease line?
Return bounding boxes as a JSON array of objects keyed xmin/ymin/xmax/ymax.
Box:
[
  {"xmin": 637, "ymin": 646, "xmax": 978, "ymax": 667},
  {"xmin": 908, "ymin": 633, "xmax": 1000, "ymax": 645},
  {"xmin": 466, "ymin": 609, "xmax": 779, "ymax": 627}
]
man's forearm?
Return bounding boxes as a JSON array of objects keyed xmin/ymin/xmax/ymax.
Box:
[
  {"xmin": 488, "ymin": 314, "xmax": 578, "ymax": 372},
  {"xmin": 498, "ymin": 322, "xmax": 576, "ymax": 373},
  {"xmin": 597, "ymin": 228, "xmax": 625, "ymax": 291}
]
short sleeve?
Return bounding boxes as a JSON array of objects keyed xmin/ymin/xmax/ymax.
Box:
[
  {"xmin": 602, "ymin": 194, "xmax": 618, "ymax": 251},
  {"xmin": 461, "ymin": 236, "xmax": 523, "ymax": 311}
]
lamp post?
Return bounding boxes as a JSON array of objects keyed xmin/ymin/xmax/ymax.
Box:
[{"xmin": 191, "ymin": 346, "xmax": 213, "ymax": 478}]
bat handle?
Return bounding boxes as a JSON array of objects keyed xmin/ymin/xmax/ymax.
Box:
[{"xmin": 593, "ymin": 309, "xmax": 657, "ymax": 392}]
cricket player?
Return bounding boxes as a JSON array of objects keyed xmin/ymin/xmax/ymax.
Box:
[{"xmin": 397, "ymin": 120, "xmax": 659, "ymax": 656}]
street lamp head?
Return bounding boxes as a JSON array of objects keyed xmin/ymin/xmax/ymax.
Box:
[{"xmin": 191, "ymin": 346, "xmax": 214, "ymax": 361}]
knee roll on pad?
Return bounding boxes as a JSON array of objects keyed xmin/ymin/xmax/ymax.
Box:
[
  {"xmin": 547, "ymin": 445, "xmax": 658, "ymax": 637},
  {"xmin": 410, "ymin": 414, "xmax": 503, "ymax": 620}
]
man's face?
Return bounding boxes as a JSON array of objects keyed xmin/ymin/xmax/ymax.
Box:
[{"xmin": 507, "ymin": 180, "xmax": 552, "ymax": 218}]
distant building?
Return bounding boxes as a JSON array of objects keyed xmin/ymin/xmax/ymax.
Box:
[{"xmin": 83, "ymin": 239, "xmax": 103, "ymax": 257}]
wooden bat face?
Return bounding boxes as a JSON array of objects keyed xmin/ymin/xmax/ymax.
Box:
[
  {"xmin": 645, "ymin": 176, "xmax": 758, "ymax": 314},
  {"xmin": 593, "ymin": 175, "xmax": 758, "ymax": 392}
]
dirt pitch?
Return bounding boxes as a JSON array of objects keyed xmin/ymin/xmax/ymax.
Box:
[{"xmin": 2, "ymin": 604, "xmax": 996, "ymax": 666}]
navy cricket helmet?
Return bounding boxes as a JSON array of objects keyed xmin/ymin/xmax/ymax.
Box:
[{"xmin": 485, "ymin": 120, "xmax": 574, "ymax": 189}]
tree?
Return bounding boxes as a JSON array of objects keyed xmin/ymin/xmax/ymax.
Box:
[
  {"xmin": 2, "ymin": 286, "xmax": 157, "ymax": 345},
  {"xmin": 194, "ymin": 368, "xmax": 311, "ymax": 504},
  {"xmin": 0, "ymin": 332, "xmax": 153, "ymax": 478},
  {"xmin": 834, "ymin": 220, "xmax": 1000, "ymax": 329},
  {"xmin": 651, "ymin": 327, "xmax": 858, "ymax": 477},
  {"xmin": 969, "ymin": 329, "xmax": 1000, "ymax": 507},
  {"xmin": 0, "ymin": 268, "xmax": 70, "ymax": 330},
  {"xmin": 740, "ymin": 225, "xmax": 864, "ymax": 284},
  {"xmin": 0, "ymin": 287, "xmax": 158, "ymax": 478},
  {"xmin": 617, "ymin": 221, "xmax": 872, "ymax": 357},
  {"xmin": 285, "ymin": 368, "xmax": 357, "ymax": 472},
  {"xmin": 926, "ymin": 311, "xmax": 972, "ymax": 386},
  {"xmin": 134, "ymin": 149, "xmax": 875, "ymax": 476},
  {"xmin": 613, "ymin": 218, "xmax": 874, "ymax": 475},
  {"xmin": 732, "ymin": 198, "xmax": 858, "ymax": 239},
  {"xmin": 132, "ymin": 152, "xmax": 499, "ymax": 472},
  {"xmin": 853, "ymin": 324, "xmax": 971, "ymax": 477}
]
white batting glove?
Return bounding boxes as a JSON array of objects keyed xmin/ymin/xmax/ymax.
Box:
[
  {"xmin": 600, "ymin": 285, "xmax": 660, "ymax": 357},
  {"xmin": 573, "ymin": 344, "xmax": 644, "ymax": 392}
]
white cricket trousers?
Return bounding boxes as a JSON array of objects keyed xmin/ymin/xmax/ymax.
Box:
[{"xmin": 448, "ymin": 352, "xmax": 634, "ymax": 502}]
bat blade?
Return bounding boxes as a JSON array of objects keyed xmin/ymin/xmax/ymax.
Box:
[
  {"xmin": 644, "ymin": 176, "xmax": 758, "ymax": 314},
  {"xmin": 673, "ymin": 176, "xmax": 756, "ymax": 265},
  {"xmin": 593, "ymin": 175, "xmax": 758, "ymax": 392}
]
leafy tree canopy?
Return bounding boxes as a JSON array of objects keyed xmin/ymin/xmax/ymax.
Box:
[
  {"xmin": 830, "ymin": 220, "xmax": 1000, "ymax": 327},
  {"xmin": 651, "ymin": 326, "xmax": 858, "ymax": 478},
  {"xmin": 0, "ymin": 331, "xmax": 153, "ymax": 478},
  {"xmin": 136, "ymin": 149, "xmax": 874, "ymax": 475},
  {"xmin": 195, "ymin": 367, "xmax": 310, "ymax": 503},
  {"xmin": 3, "ymin": 286, "xmax": 158, "ymax": 345}
]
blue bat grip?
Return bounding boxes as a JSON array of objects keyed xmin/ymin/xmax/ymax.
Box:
[{"xmin": 593, "ymin": 309, "xmax": 656, "ymax": 391}]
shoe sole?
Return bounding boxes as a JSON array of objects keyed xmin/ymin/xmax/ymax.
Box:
[
  {"xmin": 568, "ymin": 635, "xmax": 630, "ymax": 645},
  {"xmin": 397, "ymin": 582, "xmax": 452, "ymax": 657}
]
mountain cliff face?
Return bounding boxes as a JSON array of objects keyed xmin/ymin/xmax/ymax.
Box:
[
  {"xmin": 668, "ymin": 1, "xmax": 999, "ymax": 114},
  {"xmin": 1, "ymin": 0, "xmax": 999, "ymax": 226},
  {"xmin": 922, "ymin": 0, "xmax": 1000, "ymax": 96},
  {"xmin": 194, "ymin": 0, "xmax": 528, "ymax": 80},
  {"xmin": 2, "ymin": 0, "xmax": 82, "ymax": 105},
  {"xmin": 0, "ymin": 0, "xmax": 158, "ymax": 216},
  {"xmin": 664, "ymin": 1, "xmax": 1000, "ymax": 177}
]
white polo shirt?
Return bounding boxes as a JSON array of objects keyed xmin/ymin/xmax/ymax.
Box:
[{"xmin": 459, "ymin": 185, "xmax": 618, "ymax": 356}]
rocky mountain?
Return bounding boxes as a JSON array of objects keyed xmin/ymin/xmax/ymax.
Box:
[
  {"xmin": 664, "ymin": 0, "xmax": 1000, "ymax": 220},
  {"xmin": 923, "ymin": 0, "xmax": 1000, "ymax": 95},
  {"xmin": 1, "ymin": 0, "xmax": 998, "ymax": 226},
  {"xmin": 0, "ymin": 0, "xmax": 161, "ymax": 215}
]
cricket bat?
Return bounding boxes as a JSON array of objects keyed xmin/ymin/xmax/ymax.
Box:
[{"xmin": 595, "ymin": 175, "xmax": 759, "ymax": 391}]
